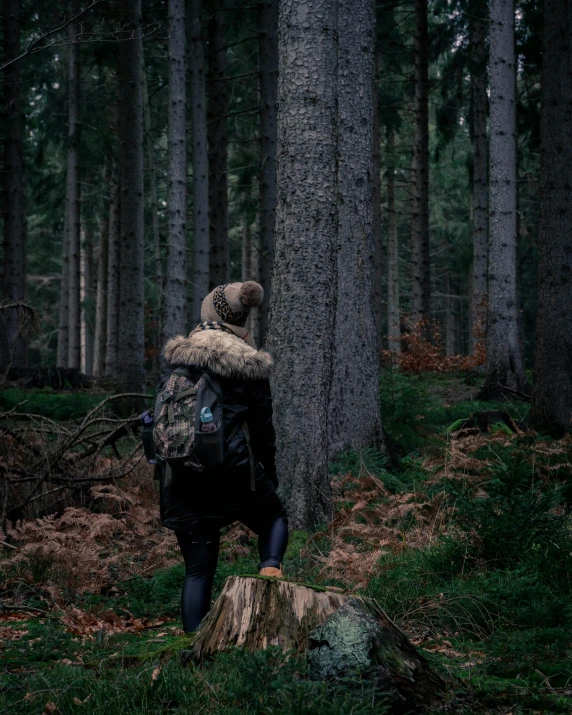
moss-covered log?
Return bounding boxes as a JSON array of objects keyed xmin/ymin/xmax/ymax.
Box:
[{"xmin": 188, "ymin": 576, "xmax": 446, "ymax": 709}]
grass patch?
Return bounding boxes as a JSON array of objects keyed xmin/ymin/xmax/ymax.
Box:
[{"xmin": 0, "ymin": 388, "xmax": 109, "ymax": 421}]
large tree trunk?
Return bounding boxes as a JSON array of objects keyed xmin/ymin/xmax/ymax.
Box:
[
  {"xmin": 189, "ymin": 0, "xmax": 209, "ymax": 325},
  {"xmin": 481, "ymin": 0, "xmax": 530, "ymax": 399},
  {"xmin": 386, "ymin": 132, "xmax": 401, "ymax": 354},
  {"xmin": 93, "ymin": 187, "xmax": 109, "ymax": 378},
  {"xmin": 66, "ymin": 0, "xmax": 82, "ymax": 370},
  {"xmin": 161, "ymin": 0, "xmax": 187, "ymax": 345},
  {"xmin": 257, "ymin": 0, "xmax": 278, "ymax": 346},
  {"xmin": 1, "ymin": 0, "xmax": 27, "ymax": 367},
  {"xmin": 105, "ymin": 171, "xmax": 120, "ymax": 378},
  {"xmin": 411, "ymin": 0, "xmax": 430, "ymax": 323},
  {"xmin": 116, "ymin": 0, "xmax": 146, "ymax": 392},
  {"xmin": 268, "ymin": 0, "xmax": 337, "ymax": 529},
  {"xmin": 530, "ymin": 0, "xmax": 572, "ymax": 436},
  {"xmin": 328, "ymin": 0, "xmax": 382, "ymax": 457},
  {"xmin": 469, "ymin": 12, "xmax": 488, "ymax": 354},
  {"xmin": 207, "ymin": 0, "xmax": 228, "ymax": 289},
  {"xmin": 189, "ymin": 576, "xmax": 446, "ymax": 709}
]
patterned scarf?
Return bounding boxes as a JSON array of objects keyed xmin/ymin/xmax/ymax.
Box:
[{"xmin": 192, "ymin": 320, "xmax": 257, "ymax": 349}]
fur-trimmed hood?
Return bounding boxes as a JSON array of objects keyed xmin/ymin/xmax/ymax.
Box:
[{"xmin": 163, "ymin": 328, "xmax": 273, "ymax": 381}]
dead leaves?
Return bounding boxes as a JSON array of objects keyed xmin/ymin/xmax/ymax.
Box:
[
  {"xmin": 304, "ymin": 474, "xmax": 445, "ymax": 588},
  {"xmin": 61, "ymin": 607, "xmax": 171, "ymax": 640},
  {"xmin": 1, "ymin": 475, "xmax": 179, "ymax": 601}
]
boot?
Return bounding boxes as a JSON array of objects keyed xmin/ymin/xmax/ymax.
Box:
[{"xmin": 259, "ymin": 565, "xmax": 283, "ymax": 578}]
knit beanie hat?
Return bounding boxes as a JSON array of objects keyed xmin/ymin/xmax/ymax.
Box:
[{"xmin": 200, "ymin": 281, "xmax": 264, "ymax": 327}]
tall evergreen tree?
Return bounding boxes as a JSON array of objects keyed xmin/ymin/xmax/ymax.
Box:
[
  {"xmin": 1, "ymin": 0, "xmax": 26, "ymax": 366},
  {"xmin": 481, "ymin": 0, "xmax": 530, "ymax": 397},
  {"xmin": 105, "ymin": 168, "xmax": 120, "ymax": 378},
  {"xmin": 116, "ymin": 0, "xmax": 145, "ymax": 392},
  {"xmin": 207, "ymin": 0, "xmax": 229, "ymax": 288},
  {"xmin": 66, "ymin": 0, "xmax": 82, "ymax": 370},
  {"xmin": 269, "ymin": 0, "xmax": 337, "ymax": 529},
  {"xmin": 386, "ymin": 131, "xmax": 400, "ymax": 354},
  {"xmin": 189, "ymin": 0, "xmax": 209, "ymax": 325},
  {"xmin": 469, "ymin": 5, "xmax": 488, "ymax": 352},
  {"xmin": 161, "ymin": 0, "xmax": 187, "ymax": 344},
  {"xmin": 530, "ymin": 0, "xmax": 572, "ymax": 435},
  {"xmin": 411, "ymin": 0, "xmax": 430, "ymax": 322}
]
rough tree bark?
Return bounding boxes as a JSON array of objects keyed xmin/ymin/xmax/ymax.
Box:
[
  {"xmin": 161, "ymin": 0, "xmax": 187, "ymax": 344},
  {"xmin": 2, "ymin": 0, "xmax": 27, "ymax": 367},
  {"xmin": 411, "ymin": 0, "xmax": 430, "ymax": 323},
  {"xmin": 386, "ymin": 131, "xmax": 401, "ymax": 354},
  {"xmin": 481, "ymin": 0, "xmax": 530, "ymax": 398},
  {"xmin": 207, "ymin": 0, "xmax": 229, "ymax": 288},
  {"xmin": 189, "ymin": 0, "xmax": 209, "ymax": 325},
  {"xmin": 445, "ymin": 272, "xmax": 458, "ymax": 357},
  {"xmin": 189, "ymin": 577, "xmax": 446, "ymax": 709},
  {"xmin": 80, "ymin": 225, "xmax": 94, "ymax": 375},
  {"xmin": 530, "ymin": 0, "xmax": 572, "ymax": 436},
  {"xmin": 93, "ymin": 186, "xmax": 109, "ymax": 377},
  {"xmin": 57, "ymin": 213, "xmax": 70, "ymax": 368},
  {"xmin": 469, "ymin": 10, "xmax": 488, "ymax": 354},
  {"xmin": 267, "ymin": 0, "xmax": 338, "ymax": 529},
  {"xmin": 257, "ymin": 0, "xmax": 278, "ymax": 346},
  {"xmin": 66, "ymin": 0, "xmax": 82, "ymax": 370},
  {"xmin": 105, "ymin": 171, "xmax": 120, "ymax": 378},
  {"xmin": 328, "ymin": 0, "xmax": 382, "ymax": 457},
  {"xmin": 372, "ymin": 41, "xmax": 383, "ymax": 353},
  {"xmin": 116, "ymin": 0, "xmax": 146, "ymax": 392}
]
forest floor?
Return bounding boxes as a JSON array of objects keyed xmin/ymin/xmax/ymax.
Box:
[{"xmin": 1, "ymin": 372, "xmax": 572, "ymax": 714}]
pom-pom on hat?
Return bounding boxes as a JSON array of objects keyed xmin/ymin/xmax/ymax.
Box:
[{"xmin": 201, "ymin": 281, "xmax": 264, "ymax": 327}]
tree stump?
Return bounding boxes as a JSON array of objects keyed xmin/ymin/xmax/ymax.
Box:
[{"xmin": 188, "ymin": 576, "xmax": 446, "ymax": 709}]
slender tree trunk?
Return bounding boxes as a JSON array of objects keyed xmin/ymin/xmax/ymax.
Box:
[
  {"xmin": 268, "ymin": 0, "xmax": 337, "ymax": 529},
  {"xmin": 386, "ymin": 133, "xmax": 400, "ymax": 354},
  {"xmin": 116, "ymin": 0, "xmax": 146, "ymax": 392},
  {"xmin": 411, "ymin": 0, "xmax": 430, "ymax": 323},
  {"xmin": 161, "ymin": 0, "xmax": 187, "ymax": 345},
  {"xmin": 105, "ymin": 171, "xmax": 120, "ymax": 378},
  {"xmin": 328, "ymin": 0, "xmax": 382, "ymax": 457},
  {"xmin": 142, "ymin": 57, "xmax": 163, "ymax": 337},
  {"xmin": 372, "ymin": 41, "xmax": 383, "ymax": 354},
  {"xmin": 470, "ymin": 12, "xmax": 488, "ymax": 354},
  {"xmin": 481, "ymin": 0, "xmax": 530, "ymax": 398},
  {"xmin": 207, "ymin": 0, "xmax": 228, "ymax": 288},
  {"xmin": 66, "ymin": 0, "xmax": 82, "ymax": 370},
  {"xmin": 57, "ymin": 214, "xmax": 70, "ymax": 368},
  {"xmin": 530, "ymin": 0, "xmax": 572, "ymax": 436},
  {"xmin": 445, "ymin": 272, "xmax": 457, "ymax": 357},
  {"xmin": 257, "ymin": 0, "xmax": 278, "ymax": 345},
  {"xmin": 93, "ymin": 189, "xmax": 109, "ymax": 377},
  {"xmin": 81, "ymin": 224, "xmax": 94, "ymax": 375},
  {"xmin": 1, "ymin": 0, "xmax": 26, "ymax": 367},
  {"xmin": 189, "ymin": 0, "xmax": 209, "ymax": 325},
  {"xmin": 242, "ymin": 216, "xmax": 252, "ymax": 283}
]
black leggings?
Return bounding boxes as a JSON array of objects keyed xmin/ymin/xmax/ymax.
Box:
[{"xmin": 175, "ymin": 508, "xmax": 288, "ymax": 632}]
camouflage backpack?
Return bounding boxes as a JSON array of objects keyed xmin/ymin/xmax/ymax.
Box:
[{"xmin": 152, "ymin": 368, "xmax": 224, "ymax": 468}]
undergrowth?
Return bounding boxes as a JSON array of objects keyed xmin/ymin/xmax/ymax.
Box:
[{"xmin": 1, "ymin": 373, "xmax": 571, "ymax": 714}]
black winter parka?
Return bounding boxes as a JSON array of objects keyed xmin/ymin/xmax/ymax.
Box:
[{"xmin": 157, "ymin": 326, "xmax": 278, "ymax": 531}]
